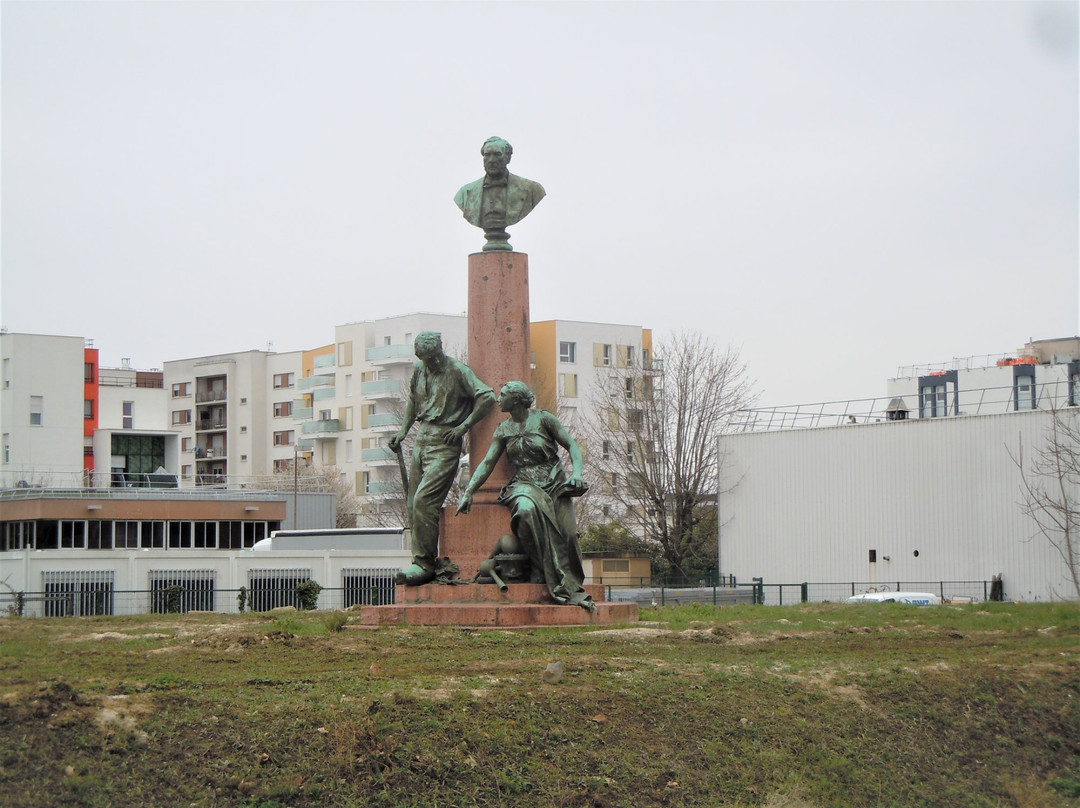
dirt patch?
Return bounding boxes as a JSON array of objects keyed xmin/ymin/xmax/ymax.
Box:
[
  {"xmin": 765, "ymin": 668, "xmax": 886, "ymax": 717},
  {"xmin": 82, "ymin": 632, "xmax": 172, "ymax": 642}
]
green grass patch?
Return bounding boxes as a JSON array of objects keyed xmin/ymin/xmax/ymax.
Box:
[{"xmin": 0, "ymin": 603, "xmax": 1076, "ymax": 807}]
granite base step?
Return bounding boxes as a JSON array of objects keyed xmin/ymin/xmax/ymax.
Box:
[{"xmin": 357, "ymin": 582, "xmax": 638, "ymax": 627}]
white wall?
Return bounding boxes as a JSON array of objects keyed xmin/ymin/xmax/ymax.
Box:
[
  {"xmin": 0, "ymin": 333, "xmax": 85, "ymax": 485},
  {"xmin": 719, "ymin": 409, "xmax": 1076, "ymax": 601},
  {"xmin": 0, "ymin": 547, "xmax": 410, "ymax": 616}
]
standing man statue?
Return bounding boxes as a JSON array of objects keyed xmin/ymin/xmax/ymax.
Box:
[
  {"xmin": 454, "ymin": 136, "xmax": 546, "ymax": 252},
  {"xmin": 388, "ymin": 332, "xmax": 495, "ymax": 585}
]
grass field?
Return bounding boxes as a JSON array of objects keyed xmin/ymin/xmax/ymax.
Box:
[{"xmin": 0, "ymin": 602, "xmax": 1077, "ymax": 808}]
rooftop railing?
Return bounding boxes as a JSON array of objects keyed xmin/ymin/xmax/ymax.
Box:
[{"xmin": 733, "ymin": 383, "xmax": 1074, "ymax": 432}]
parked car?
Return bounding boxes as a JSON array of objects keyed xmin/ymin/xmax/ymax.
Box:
[{"xmin": 846, "ymin": 591, "xmax": 941, "ymax": 605}]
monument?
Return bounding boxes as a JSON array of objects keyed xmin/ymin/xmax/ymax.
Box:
[{"xmin": 360, "ymin": 138, "xmax": 636, "ymax": 627}]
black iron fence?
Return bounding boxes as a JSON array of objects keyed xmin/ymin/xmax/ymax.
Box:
[
  {"xmin": 2, "ymin": 577, "xmax": 1004, "ymax": 618},
  {"xmin": 1, "ymin": 581, "xmax": 397, "ymax": 618}
]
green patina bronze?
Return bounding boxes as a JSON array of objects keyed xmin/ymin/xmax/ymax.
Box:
[
  {"xmin": 388, "ymin": 332, "xmax": 495, "ymax": 585},
  {"xmin": 457, "ymin": 381, "xmax": 594, "ymax": 611},
  {"xmin": 454, "ymin": 136, "xmax": 545, "ymax": 252}
]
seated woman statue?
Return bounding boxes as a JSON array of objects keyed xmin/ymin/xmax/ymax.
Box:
[{"xmin": 456, "ymin": 381, "xmax": 595, "ymax": 611}]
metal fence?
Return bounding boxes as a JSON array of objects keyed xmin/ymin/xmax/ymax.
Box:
[
  {"xmin": 1, "ymin": 577, "xmax": 1003, "ymax": 618},
  {"xmin": 1, "ymin": 580, "xmax": 398, "ymax": 618},
  {"xmin": 604, "ymin": 579, "xmax": 1000, "ymax": 607}
]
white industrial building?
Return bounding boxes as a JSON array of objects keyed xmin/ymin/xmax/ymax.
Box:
[{"xmin": 718, "ymin": 338, "xmax": 1080, "ymax": 603}]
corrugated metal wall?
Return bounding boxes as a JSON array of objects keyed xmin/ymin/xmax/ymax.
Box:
[{"xmin": 719, "ymin": 410, "xmax": 1075, "ymax": 601}]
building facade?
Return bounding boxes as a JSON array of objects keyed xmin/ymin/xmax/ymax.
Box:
[{"xmin": 719, "ymin": 338, "xmax": 1080, "ymax": 602}]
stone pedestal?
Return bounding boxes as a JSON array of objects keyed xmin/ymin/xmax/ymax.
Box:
[
  {"xmin": 439, "ymin": 251, "xmax": 532, "ymax": 579},
  {"xmin": 358, "ymin": 583, "xmax": 639, "ymax": 628}
]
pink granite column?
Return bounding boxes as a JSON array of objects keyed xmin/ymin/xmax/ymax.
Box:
[{"xmin": 438, "ymin": 251, "xmax": 532, "ymax": 579}]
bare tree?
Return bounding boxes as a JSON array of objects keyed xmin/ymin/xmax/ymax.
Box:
[
  {"xmin": 269, "ymin": 463, "xmax": 362, "ymax": 529},
  {"xmin": 577, "ymin": 332, "xmax": 756, "ymax": 581},
  {"xmin": 1013, "ymin": 405, "xmax": 1080, "ymax": 600}
]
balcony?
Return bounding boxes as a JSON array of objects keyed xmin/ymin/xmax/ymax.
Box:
[
  {"xmin": 365, "ymin": 480, "xmax": 402, "ymax": 494},
  {"xmin": 196, "ymin": 419, "xmax": 227, "ymax": 432},
  {"xmin": 361, "ymin": 379, "xmax": 404, "ymax": 398},
  {"xmin": 365, "ymin": 344, "xmax": 416, "ymax": 365},
  {"xmin": 301, "ymin": 419, "xmax": 341, "ymax": 435},
  {"xmin": 292, "ymin": 406, "xmax": 314, "ymax": 419},
  {"xmin": 367, "ymin": 413, "xmax": 401, "ymax": 431},
  {"xmin": 196, "ymin": 389, "xmax": 227, "ymax": 403},
  {"xmin": 312, "ymin": 387, "xmax": 337, "ymax": 401},
  {"xmin": 297, "ymin": 374, "xmax": 335, "ymax": 390},
  {"xmin": 361, "ymin": 447, "xmax": 397, "ymax": 465}
]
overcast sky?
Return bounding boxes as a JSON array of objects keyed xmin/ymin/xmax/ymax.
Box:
[{"xmin": 2, "ymin": 1, "xmax": 1077, "ymax": 406}]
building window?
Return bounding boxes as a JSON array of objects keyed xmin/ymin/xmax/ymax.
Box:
[
  {"xmin": 921, "ymin": 384, "xmax": 947, "ymax": 417},
  {"xmin": 319, "ymin": 409, "xmax": 332, "ymax": 421},
  {"xmin": 248, "ymin": 568, "xmax": 313, "ymax": 612},
  {"xmin": 171, "ymin": 409, "xmax": 191, "ymax": 425},
  {"xmin": 918, "ymin": 371, "xmax": 956, "ymax": 418},
  {"xmin": 150, "ymin": 570, "xmax": 216, "ymax": 614},
  {"xmin": 84, "ymin": 399, "xmax": 94, "ymax": 419},
  {"xmin": 602, "ymin": 440, "xmax": 611, "ymax": 460},
  {"xmin": 363, "ymin": 471, "xmax": 371, "ymax": 494},
  {"xmin": 181, "ymin": 464, "xmax": 193, "ymax": 479},
  {"xmin": 30, "ymin": 396, "xmax": 43, "ymax": 426},
  {"xmin": 84, "ymin": 363, "xmax": 95, "ymax": 383},
  {"xmin": 1014, "ymin": 371, "xmax": 1036, "ymax": 411},
  {"xmin": 337, "ymin": 341, "xmax": 353, "ymax": 366},
  {"xmin": 42, "ymin": 571, "xmax": 114, "ymax": 617},
  {"xmin": 273, "ymin": 430, "xmax": 295, "ymax": 446},
  {"xmin": 3, "ymin": 434, "xmax": 9, "ymax": 464},
  {"xmin": 602, "ymin": 559, "xmax": 630, "ymax": 573},
  {"xmin": 112, "ymin": 521, "xmax": 139, "ymax": 549},
  {"xmin": 273, "ymin": 373, "xmax": 295, "ymax": 389},
  {"xmin": 273, "ymin": 458, "xmax": 291, "ymax": 473},
  {"xmin": 627, "ymin": 410, "xmax": 644, "ymax": 431},
  {"xmin": 172, "ymin": 382, "xmax": 190, "ymax": 398},
  {"xmin": 558, "ymin": 373, "xmax": 578, "ymax": 398},
  {"xmin": 625, "ymin": 378, "xmax": 635, "ymax": 399},
  {"xmin": 123, "ymin": 401, "xmax": 134, "ymax": 429},
  {"xmin": 594, "ymin": 343, "xmax": 613, "ymax": 366},
  {"xmin": 346, "ymin": 440, "xmax": 354, "ymax": 462},
  {"xmin": 342, "ymin": 568, "xmax": 397, "ymax": 608},
  {"xmin": 274, "ymin": 401, "xmax": 292, "ymax": 417},
  {"xmin": 559, "ymin": 342, "xmax": 576, "ymax": 363},
  {"xmin": 1069, "ymin": 365, "xmax": 1080, "ymax": 407},
  {"xmin": 182, "ymin": 437, "xmax": 193, "ymax": 452}
]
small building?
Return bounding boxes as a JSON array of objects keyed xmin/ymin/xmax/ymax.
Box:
[{"xmin": 582, "ymin": 551, "xmax": 652, "ymax": 588}]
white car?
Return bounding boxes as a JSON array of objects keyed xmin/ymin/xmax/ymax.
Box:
[{"xmin": 846, "ymin": 591, "xmax": 941, "ymax": 605}]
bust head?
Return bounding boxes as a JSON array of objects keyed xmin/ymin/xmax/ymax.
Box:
[{"xmin": 481, "ymin": 137, "xmax": 512, "ymax": 178}]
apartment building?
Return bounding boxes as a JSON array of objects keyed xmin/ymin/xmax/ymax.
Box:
[{"xmin": 3, "ymin": 317, "xmax": 655, "ymax": 527}]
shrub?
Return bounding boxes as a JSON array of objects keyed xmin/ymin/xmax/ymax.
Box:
[{"xmin": 295, "ymin": 580, "xmax": 323, "ymax": 611}]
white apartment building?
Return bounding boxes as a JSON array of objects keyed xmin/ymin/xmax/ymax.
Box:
[
  {"xmin": 718, "ymin": 337, "xmax": 1080, "ymax": 603},
  {"xmin": 1, "ymin": 333, "xmax": 87, "ymax": 487},
  {"xmin": 3, "ymin": 317, "xmax": 655, "ymax": 530},
  {"xmin": 162, "ymin": 349, "xmax": 308, "ymax": 487},
  {"xmin": 321, "ymin": 313, "xmax": 468, "ymax": 524},
  {"xmin": 531, "ymin": 320, "xmax": 655, "ymax": 525}
]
